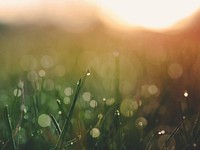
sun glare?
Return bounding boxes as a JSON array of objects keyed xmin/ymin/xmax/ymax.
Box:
[
  {"xmin": 0, "ymin": 0, "xmax": 199, "ymax": 30},
  {"xmin": 96, "ymin": 0, "xmax": 200, "ymax": 30}
]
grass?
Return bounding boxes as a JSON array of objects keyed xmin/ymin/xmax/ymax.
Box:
[{"xmin": 0, "ymin": 69, "xmax": 200, "ymax": 150}]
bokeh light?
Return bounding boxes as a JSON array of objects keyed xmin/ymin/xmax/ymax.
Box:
[
  {"xmin": 135, "ymin": 117, "xmax": 148, "ymax": 129},
  {"xmin": 38, "ymin": 114, "xmax": 51, "ymax": 128},
  {"xmin": 89, "ymin": 100, "xmax": 98, "ymax": 108},
  {"xmin": 13, "ymin": 88, "xmax": 22, "ymax": 97},
  {"xmin": 64, "ymin": 87, "xmax": 73, "ymax": 96},
  {"xmin": 82, "ymin": 92, "xmax": 91, "ymax": 102},
  {"xmin": 38, "ymin": 69, "xmax": 46, "ymax": 77},
  {"xmin": 168, "ymin": 63, "xmax": 183, "ymax": 79},
  {"xmin": 90, "ymin": 127, "xmax": 100, "ymax": 138},
  {"xmin": 63, "ymin": 96, "xmax": 71, "ymax": 105},
  {"xmin": 18, "ymin": 81, "xmax": 24, "ymax": 89},
  {"xmin": 120, "ymin": 98, "xmax": 138, "ymax": 117},
  {"xmin": 40, "ymin": 55, "xmax": 54, "ymax": 69},
  {"xmin": 184, "ymin": 91, "xmax": 189, "ymax": 97}
]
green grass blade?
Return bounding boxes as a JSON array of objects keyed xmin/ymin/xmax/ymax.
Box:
[
  {"xmin": 54, "ymin": 71, "xmax": 90, "ymax": 149},
  {"xmin": 50, "ymin": 114, "xmax": 62, "ymax": 135},
  {"xmin": 3, "ymin": 105, "xmax": 16, "ymax": 150},
  {"xmin": 161, "ymin": 122, "xmax": 182, "ymax": 149},
  {"xmin": 56, "ymin": 99, "xmax": 67, "ymax": 119}
]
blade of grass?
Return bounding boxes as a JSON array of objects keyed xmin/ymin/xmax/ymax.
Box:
[
  {"xmin": 192, "ymin": 113, "xmax": 200, "ymax": 140},
  {"xmin": 54, "ymin": 71, "xmax": 90, "ymax": 149},
  {"xmin": 50, "ymin": 114, "xmax": 62, "ymax": 135},
  {"xmin": 161, "ymin": 122, "xmax": 182, "ymax": 149},
  {"xmin": 3, "ymin": 105, "xmax": 16, "ymax": 150},
  {"xmin": 56, "ymin": 99, "xmax": 67, "ymax": 119}
]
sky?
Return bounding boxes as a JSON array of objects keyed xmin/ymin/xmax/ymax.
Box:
[{"xmin": 0, "ymin": 0, "xmax": 200, "ymax": 30}]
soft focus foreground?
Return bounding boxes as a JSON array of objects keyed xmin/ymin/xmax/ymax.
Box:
[{"xmin": 0, "ymin": 2, "xmax": 200, "ymax": 150}]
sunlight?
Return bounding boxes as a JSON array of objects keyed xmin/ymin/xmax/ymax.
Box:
[
  {"xmin": 96, "ymin": 0, "xmax": 200, "ymax": 29},
  {"xmin": 0, "ymin": 0, "xmax": 199, "ymax": 30}
]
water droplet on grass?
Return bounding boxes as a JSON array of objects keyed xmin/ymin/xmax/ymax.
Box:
[
  {"xmin": 90, "ymin": 128, "xmax": 100, "ymax": 138},
  {"xmin": 184, "ymin": 91, "xmax": 189, "ymax": 97},
  {"xmin": 86, "ymin": 70, "xmax": 91, "ymax": 76}
]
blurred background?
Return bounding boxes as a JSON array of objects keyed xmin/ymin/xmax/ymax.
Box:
[{"xmin": 0, "ymin": 0, "xmax": 200, "ymax": 149}]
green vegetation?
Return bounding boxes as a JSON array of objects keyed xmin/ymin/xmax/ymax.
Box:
[{"xmin": 0, "ymin": 24, "xmax": 200, "ymax": 149}]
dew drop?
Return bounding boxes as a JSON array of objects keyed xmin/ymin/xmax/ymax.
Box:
[
  {"xmin": 184, "ymin": 91, "xmax": 188, "ymax": 97},
  {"xmin": 115, "ymin": 110, "xmax": 120, "ymax": 116},
  {"xmin": 158, "ymin": 130, "xmax": 166, "ymax": 135},
  {"xmin": 90, "ymin": 128, "xmax": 100, "ymax": 138},
  {"xmin": 86, "ymin": 70, "xmax": 91, "ymax": 76},
  {"xmin": 98, "ymin": 114, "xmax": 103, "ymax": 119}
]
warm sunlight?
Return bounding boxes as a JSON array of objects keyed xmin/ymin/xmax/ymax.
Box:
[
  {"xmin": 95, "ymin": 0, "xmax": 200, "ymax": 29},
  {"xmin": 0, "ymin": 0, "xmax": 200, "ymax": 30}
]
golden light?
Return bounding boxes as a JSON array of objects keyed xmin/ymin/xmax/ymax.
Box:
[
  {"xmin": 0, "ymin": 0, "xmax": 199, "ymax": 30},
  {"xmin": 96, "ymin": 0, "xmax": 200, "ymax": 30}
]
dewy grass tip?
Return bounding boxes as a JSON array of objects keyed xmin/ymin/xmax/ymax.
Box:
[{"xmin": 54, "ymin": 71, "xmax": 89, "ymax": 149}]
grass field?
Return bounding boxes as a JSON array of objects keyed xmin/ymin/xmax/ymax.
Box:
[{"xmin": 0, "ymin": 23, "xmax": 200, "ymax": 150}]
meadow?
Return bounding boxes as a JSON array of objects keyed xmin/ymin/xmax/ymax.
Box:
[{"xmin": 0, "ymin": 22, "xmax": 200, "ymax": 150}]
